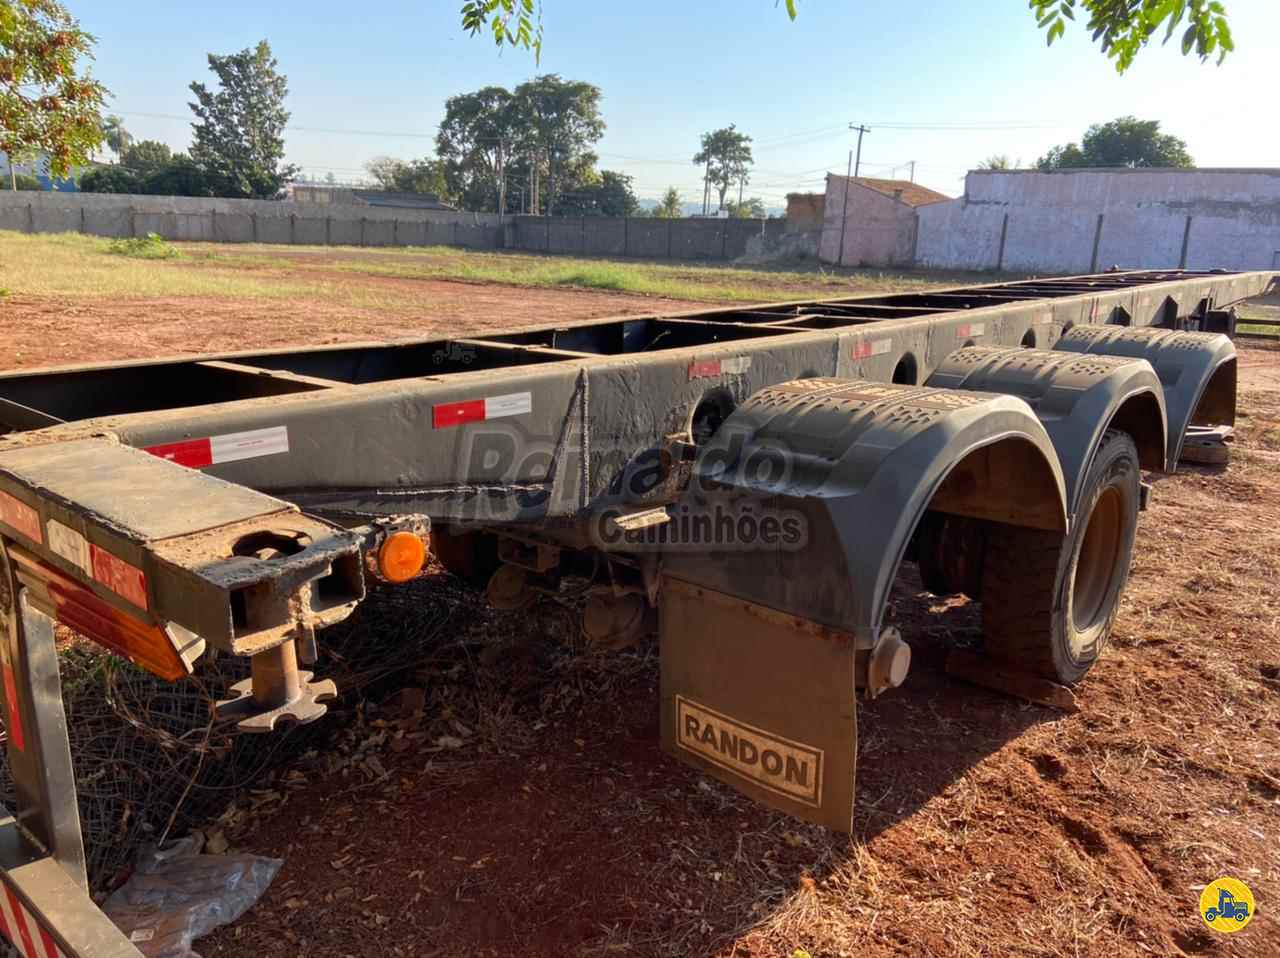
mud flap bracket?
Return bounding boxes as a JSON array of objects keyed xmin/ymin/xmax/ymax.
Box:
[{"xmin": 659, "ymin": 579, "xmax": 857, "ymax": 832}]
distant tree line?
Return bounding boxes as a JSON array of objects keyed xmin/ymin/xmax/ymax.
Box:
[{"xmin": 369, "ymin": 77, "xmax": 769, "ymax": 218}]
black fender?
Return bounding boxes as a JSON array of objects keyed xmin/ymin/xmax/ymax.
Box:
[
  {"xmin": 661, "ymin": 378, "xmax": 1068, "ymax": 648},
  {"xmin": 1053, "ymin": 326, "xmax": 1236, "ymax": 467},
  {"xmin": 926, "ymin": 346, "xmax": 1168, "ymax": 517}
]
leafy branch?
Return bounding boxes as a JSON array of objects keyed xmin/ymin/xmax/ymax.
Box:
[
  {"xmin": 460, "ymin": 0, "xmax": 544, "ymax": 62},
  {"xmin": 1029, "ymin": 0, "xmax": 1234, "ymax": 72}
]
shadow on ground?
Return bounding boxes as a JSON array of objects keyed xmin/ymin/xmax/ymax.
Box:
[{"xmin": 201, "ymin": 564, "xmax": 1054, "ymax": 958}]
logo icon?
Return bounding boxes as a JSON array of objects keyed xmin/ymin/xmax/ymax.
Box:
[{"xmin": 1200, "ymin": 877, "xmax": 1254, "ymax": 933}]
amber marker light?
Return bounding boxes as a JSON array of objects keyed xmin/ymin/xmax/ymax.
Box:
[{"xmin": 378, "ymin": 531, "xmax": 427, "ymax": 583}]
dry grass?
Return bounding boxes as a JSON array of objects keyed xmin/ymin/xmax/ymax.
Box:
[{"xmin": 0, "ymin": 230, "xmax": 993, "ymax": 309}]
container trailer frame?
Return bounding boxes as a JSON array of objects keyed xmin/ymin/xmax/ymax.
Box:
[{"xmin": 0, "ymin": 267, "xmax": 1275, "ymax": 956}]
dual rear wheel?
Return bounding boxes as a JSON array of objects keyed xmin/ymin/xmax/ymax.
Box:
[{"xmin": 980, "ymin": 430, "xmax": 1141, "ymax": 685}]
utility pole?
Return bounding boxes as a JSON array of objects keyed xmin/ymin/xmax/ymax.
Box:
[
  {"xmin": 836, "ymin": 150, "xmax": 853, "ymax": 267},
  {"xmin": 836, "ymin": 124, "xmax": 870, "ymax": 266},
  {"xmin": 908, "ymin": 160, "xmax": 916, "ymax": 183},
  {"xmin": 849, "ymin": 123, "xmax": 870, "ymax": 178}
]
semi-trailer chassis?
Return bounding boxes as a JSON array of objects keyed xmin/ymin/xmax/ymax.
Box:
[{"xmin": 0, "ymin": 268, "xmax": 1275, "ymax": 955}]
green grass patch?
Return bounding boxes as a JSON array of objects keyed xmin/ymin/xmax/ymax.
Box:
[
  {"xmin": 1238, "ymin": 322, "xmax": 1280, "ymax": 338},
  {"xmin": 107, "ymin": 232, "xmax": 181, "ymax": 260},
  {"xmin": 0, "ymin": 230, "xmax": 998, "ymax": 311},
  {"xmin": 194, "ymin": 242, "xmax": 982, "ymax": 303}
]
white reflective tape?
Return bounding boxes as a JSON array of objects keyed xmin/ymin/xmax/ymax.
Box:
[
  {"xmin": 45, "ymin": 520, "xmax": 90, "ymax": 576},
  {"xmin": 209, "ymin": 426, "xmax": 289, "ymax": 465},
  {"xmin": 482, "ymin": 392, "xmax": 532, "ymax": 420},
  {"xmin": 720, "ymin": 356, "xmax": 752, "ymax": 374}
]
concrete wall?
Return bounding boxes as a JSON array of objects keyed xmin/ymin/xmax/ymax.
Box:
[
  {"xmin": 508, "ymin": 215, "xmax": 787, "ymax": 260},
  {"xmin": 916, "ymin": 169, "xmax": 1280, "ymax": 272},
  {"xmin": 818, "ymin": 176, "xmax": 920, "ymax": 268},
  {"xmin": 0, "ymin": 191, "xmax": 503, "ymax": 248}
]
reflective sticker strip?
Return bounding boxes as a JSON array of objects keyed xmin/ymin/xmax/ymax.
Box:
[
  {"xmin": 0, "ymin": 880, "xmax": 66, "ymax": 958},
  {"xmin": 145, "ymin": 426, "xmax": 289, "ymax": 469},
  {"xmin": 89, "ymin": 545, "xmax": 148, "ymax": 610},
  {"xmin": 688, "ymin": 356, "xmax": 751, "ymax": 379},
  {"xmin": 2, "ymin": 665, "xmax": 24, "ymax": 753},
  {"xmin": 956, "ymin": 323, "xmax": 986, "ymax": 339},
  {"xmin": 45, "ymin": 520, "xmax": 90, "ymax": 576},
  {"xmin": 432, "ymin": 392, "xmax": 532, "ymax": 429},
  {"xmin": 850, "ymin": 338, "xmax": 892, "ymax": 361},
  {"xmin": 0, "ymin": 491, "xmax": 42, "ymax": 545}
]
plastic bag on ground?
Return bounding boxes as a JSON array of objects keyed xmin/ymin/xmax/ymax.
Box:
[{"xmin": 103, "ymin": 835, "xmax": 282, "ymax": 958}]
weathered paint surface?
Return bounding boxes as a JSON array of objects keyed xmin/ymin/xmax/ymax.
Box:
[
  {"xmin": 818, "ymin": 175, "xmax": 921, "ymax": 268},
  {"xmin": 916, "ymin": 169, "xmax": 1280, "ymax": 272}
]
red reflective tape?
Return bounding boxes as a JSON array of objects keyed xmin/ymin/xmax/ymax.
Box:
[
  {"xmin": 89, "ymin": 545, "xmax": 148, "ymax": 610},
  {"xmin": 851, "ymin": 338, "xmax": 891, "ymax": 361},
  {"xmin": 145, "ymin": 427, "xmax": 290, "ymax": 469},
  {"xmin": 36, "ymin": 921, "xmax": 57, "ymax": 958},
  {"xmin": 0, "ymin": 890, "xmax": 11, "ymax": 946},
  {"xmin": 2, "ymin": 665, "xmax": 24, "ymax": 753},
  {"xmin": 144, "ymin": 437, "xmax": 213, "ymax": 469},
  {"xmin": 7, "ymin": 885, "xmax": 37, "ymax": 958},
  {"xmin": 432, "ymin": 399, "xmax": 486, "ymax": 429},
  {"xmin": 688, "ymin": 360, "xmax": 722, "ymax": 379},
  {"xmin": 0, "ymin": 491, "xmax": 41, "ymax": 544}
]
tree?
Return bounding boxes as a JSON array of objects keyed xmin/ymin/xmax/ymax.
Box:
[
  {"xmin": 120, "ymin": 139, "xmax": 171, "ymax": 176},
  {"xmin": 80, "ymin": 163, "xmax": 138, "ymax": 193},
  {"xmin": 458, "ymin": 1, "xmax": 1233, "ymax": 73},
  {"xmin": 139, "ymin": 154, "xmax": 218, "ymax": 197},
  {"xmin": 100, "ymin": 114, "xmax": 130, "ymax": 157},
  {"xmin": 366, "ymin": 156, "xmax": 451, "ymax": 198},
  {"xmin": 512, "ymin": 74, "xmax": 604, "ymax": 215},
  {"xmin": 435, "ymin": 85, "xmax": 519, "ymax": 212},
  {"xmin": 977, "ymin": 154, "xmax": 1012, "ymax": 170},
  {"xmin": 652, "ymin": 186, "xmax": 683, "ymax": 219},
  {"xmin": 0, "ymin": 0, "xmax": 107, "ymax": 190},
  {"xmin": 557, "ymin": 169, "xmax": 638, "ymax": 217},
  {"xmin": 1037, "ymin": 116, "xmax": 1193, "ymax": 170},
  {"xmin": 693, "ymin": 125, "xmax": 752, "ymax": 213},
  {"xmin": 727, "ymin": 196, "xmax": 767, "ymax": 219},
  {"xmin": 188, "ymin": 39, "xmax": 296, "ymax": 199}
]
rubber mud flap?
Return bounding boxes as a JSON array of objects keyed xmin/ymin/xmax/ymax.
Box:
[{"xmin": 659, "ymin": 579, "xmax": 856, "ymax": 832}]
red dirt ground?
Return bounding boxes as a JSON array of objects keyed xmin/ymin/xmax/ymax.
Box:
[
  {"xmin": 207, "ymin": 342, "xmax": 1279, "ymax": 958},
  {"xmin": 1, "ymin": 280, "xmax": 701, "ymax": 370},
  {"xmin": 2, "ymin": 286, "xmax": 1277, "ymax": 957}
]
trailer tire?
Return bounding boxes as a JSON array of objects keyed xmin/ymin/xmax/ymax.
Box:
[{"xmin": 981, "ymin": 429, "xmax": 1140, "ymax": 685}]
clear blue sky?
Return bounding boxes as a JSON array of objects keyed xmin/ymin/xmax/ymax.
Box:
[{"xmin": 77, "ymin": 1, "xmax": 1277, "ymax": 205}]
